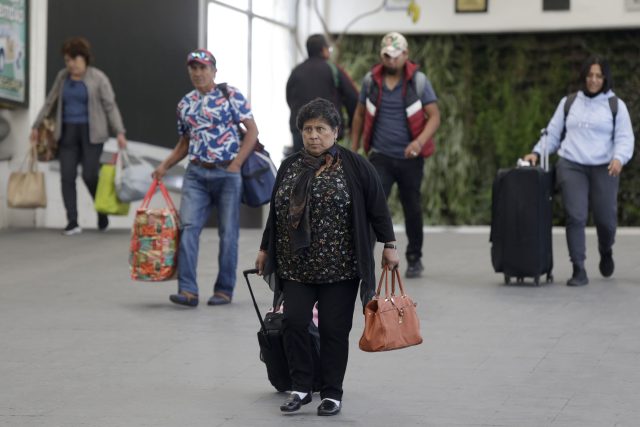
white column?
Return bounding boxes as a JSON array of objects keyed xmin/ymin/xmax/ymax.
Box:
[{"xmin": 0, "ymin": 0, "xmax": 48, "ymax": 228}]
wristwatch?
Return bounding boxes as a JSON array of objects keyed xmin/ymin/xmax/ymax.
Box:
[{"xmin": 383, "ymin": 243, "xmax": 397, "ymax": 249}]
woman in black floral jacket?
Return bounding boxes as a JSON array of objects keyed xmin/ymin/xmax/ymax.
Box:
[{"xmin": 255, "ymin": 98, "xmax": 399, "ymax": 416}]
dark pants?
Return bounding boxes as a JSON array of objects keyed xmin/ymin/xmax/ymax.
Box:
[
  {"xmin": 369, "ymin": 152, "xmax": 424, "ymax": 262},
  {"xmin": 556, "ymin": 157, "xmax": 619, "ymax": 267},
  {"xmin": 282, "ymin": 278, "xmax": 359, "ymax": 401},
  {"xmin": 58, "ymin": 124, "xmax": 104, "ymax": 223}
]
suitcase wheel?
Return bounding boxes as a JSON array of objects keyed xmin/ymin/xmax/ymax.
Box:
[
  {"xmin": 546, "ymin": 273, "xmax": 554, "ymax": 283},
  {"xmin": 516, "ymin": 277, "xmax": 524, "ymax": 284},
  {"xmin": 504, "ymin": 275, "xmax": 511, "ymax": 285}
]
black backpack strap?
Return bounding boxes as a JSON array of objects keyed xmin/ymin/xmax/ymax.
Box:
[
  {"xmin": 608, "ymin": 95, "xmax": 618, "ymax": 137},
  {"xmin": 363, "ymin": 71, "xmax": 379, "ymax": 107},
  {"xmin": 561, "ymin": 92, "xmax": 578, "ymax": 142}
]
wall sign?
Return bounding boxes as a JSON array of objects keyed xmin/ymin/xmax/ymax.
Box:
[
  {"xmin": 0, "ymin": 0, "xmax": 28, "ymax": 108},
  {"xmin": 626, "ymin": 0, "xmax": 640, "ymax": 10},
  {"xmin": 456, "ymin": 0, "xmax": 488, "ymax": 13},
  {"xmin": 543, "ymin": 0, "xmax": 570, "ymax": 11}
]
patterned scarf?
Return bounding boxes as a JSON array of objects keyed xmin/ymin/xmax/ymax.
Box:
[{"xmin": 288, "ymin": 145, "xmax": 339, "ymax": 255}]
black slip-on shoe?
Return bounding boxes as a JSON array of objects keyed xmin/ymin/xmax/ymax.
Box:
[
  {"xmin": 317, "ymin": 399, "xmax": 341, "ymax": 416},
  {"xmin": 280, "ymin": 393, "xmax": 311, "ymax": 413}
]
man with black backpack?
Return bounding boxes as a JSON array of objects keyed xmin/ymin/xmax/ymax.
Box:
[
  {"xmin": 351, "ymin": 32, "xmax": 441, "ymax": 279},
  {"xmin": 286, "ymin": 34, "xmax": 359, "ymax": 153}
]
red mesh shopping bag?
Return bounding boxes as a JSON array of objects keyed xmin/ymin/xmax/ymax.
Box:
[{"xmin": 129, "ymin": 179, "xmax": 180, "ymax": 281}]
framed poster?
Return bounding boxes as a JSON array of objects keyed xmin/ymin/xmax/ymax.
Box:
[
  {"xmin": 0, "ymin": 0, "xmax": 28, "ymax": 108},
  {"xmin": 456, "ymin": 0, "xmax": 488, "ymax": 13},
  {"xmin": 543, "ymin": 0, "xmax": 570, "ymax": 11},
  {"xmin": 626, "ymin": 0, "xmax": 640, "ymax": 10}
]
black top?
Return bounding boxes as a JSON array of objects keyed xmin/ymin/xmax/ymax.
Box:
[
  {"xmin": 275, "ymin": 156, "xmax": 357, "ymax": 283},
  {"xmin": 261, "ymin": 146, "xmax": 395, "ymax": 308},
  {"xmin": 286, "ymin": 57, "xmax": 359, "ymax": 138}
]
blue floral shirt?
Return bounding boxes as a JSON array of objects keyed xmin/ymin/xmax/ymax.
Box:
[{"xmin": 177, "ymin": 84, "xmax": 253, "ymax": 163}]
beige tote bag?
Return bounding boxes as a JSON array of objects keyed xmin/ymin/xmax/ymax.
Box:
[{"xmin": 7, "ymin": 146, "xmax": 47, "ymax": 209}]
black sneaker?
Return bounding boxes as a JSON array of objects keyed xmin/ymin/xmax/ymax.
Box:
[
  {"xmin": 567, "ymin": 264, "xmax": 589, "ymax": 286},
  {"xmin": 98, "ymin": 214, "xmax": 109, "ymax": 232},
  {"xmin": 405, "ymin": 259, "xmax": 424, "ymax": 278},
  {"xmin": 599, "ymin": 250, "xmax": 614, "ymax": 278},
  {"xmin": 62, "ymin": 221, "xmax": 82, "ymax": 236}
]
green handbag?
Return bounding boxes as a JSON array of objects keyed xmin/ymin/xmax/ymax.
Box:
[{"xmin": 95, "ymin": 164, "xmax": 130, "ymax": 215}]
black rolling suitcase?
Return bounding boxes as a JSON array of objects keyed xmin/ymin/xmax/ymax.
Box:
[
  {"xmin": 242, "ymin": 269, "xmax": 321, "ymax": 392},
  {"xmin": 490, "ymin": 163, "xmax": 554, "ymax": 286}
]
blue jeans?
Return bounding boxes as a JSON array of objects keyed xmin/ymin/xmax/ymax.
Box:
[{"xmin": 177, "ymin": 164, "xmax": 242, "ymax": 297}]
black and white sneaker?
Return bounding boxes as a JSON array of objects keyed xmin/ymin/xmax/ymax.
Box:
[{"xmin": 62, "ymin": 222, "xmax": 82, "ymax": 236}]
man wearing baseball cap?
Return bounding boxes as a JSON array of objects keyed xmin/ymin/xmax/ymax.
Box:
[
  {"xmin": 351, "ymin": 32, "xmax": 441, "ymax": 279},
  {"xmin": 153, "ymin": 48, "xmax": 259, "ymax": 307}
]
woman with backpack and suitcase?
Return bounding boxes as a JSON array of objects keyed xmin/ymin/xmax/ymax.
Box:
[
  {"xmin": 255, "ymin": 98, "xmax": 398, "ymax": 416},
  {"xmin": 523, "ymin": 55, "xmax": 634, "ymax": 287}
]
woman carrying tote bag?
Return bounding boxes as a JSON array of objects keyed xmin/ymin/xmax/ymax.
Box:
[{"xmin": 29, "ymin": 37, "xmax": 127, "ymax": 235}]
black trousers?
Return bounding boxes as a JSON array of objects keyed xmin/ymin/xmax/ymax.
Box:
[
  {"xmin": 369, "ymin": 151, "xmax": 425, "ymax": 261},
  {"xmin": 58, "ymin": 124, "xmax": 104, "ymax": 223},
  {"xmin": 282, "ymin": 278, "xmax": 359, "ymax": 401}
]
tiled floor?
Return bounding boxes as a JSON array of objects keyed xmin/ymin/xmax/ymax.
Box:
[{"xmin": 1, "ymin": 227, "xmax": 639, "ymax": 426}]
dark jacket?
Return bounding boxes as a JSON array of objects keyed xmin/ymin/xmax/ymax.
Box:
[
  {"xmin": 260, "ymin": 145, "xmax": 395, "ymax": 308},
  {"xmin": 286, "ymin": 57, "xmax": 359, "ymax": 139}
]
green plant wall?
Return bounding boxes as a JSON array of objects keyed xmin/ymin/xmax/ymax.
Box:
[{"xmin": 336, "ymin": 30, "xmax": 640, "ymax": 225}]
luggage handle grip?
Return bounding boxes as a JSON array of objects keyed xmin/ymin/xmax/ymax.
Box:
[{"xmin": 242, "ymin": 268, "xmax": 267, "ymax": 332}]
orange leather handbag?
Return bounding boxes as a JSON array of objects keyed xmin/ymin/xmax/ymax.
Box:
[{"xmin": 359, "ymin": 266, "xmax": 423, "ymax": 352}]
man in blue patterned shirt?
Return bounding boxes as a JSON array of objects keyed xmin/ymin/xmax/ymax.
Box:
[{"xmin": 154, "ymin": 49, "xmax": 259, "ymax": 307}]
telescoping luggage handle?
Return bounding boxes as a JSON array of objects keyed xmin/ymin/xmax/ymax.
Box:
[
  {"xmin": 243, "ymin": 269, "xmax": 268, "ymax": 332},
  {"xmin": 139, "ymin": 178, "xmax": 179, "ymax": 218},
  {"xmin": 539, "ymin": 128, "xmax": 549, "ymax": 172}
]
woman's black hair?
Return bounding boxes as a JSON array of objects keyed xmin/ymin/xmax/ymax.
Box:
[
  {"xmin": 579, "ymin": 55, "xmax": 612, "ymax": 93},
  {"xmin": 61, "ymin": 37, "xmax": 92, "ymax": 65},
  {"xmin": 296, "ymin": 98, "xmax": 341, "ymax": 131}
]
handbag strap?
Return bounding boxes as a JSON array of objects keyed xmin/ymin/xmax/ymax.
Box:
[
  {"xmin": 139, "ymin": 179, "xmax": 158, "ymax": 209},
  {"xmin": 115, "ymin": 148, "xmax": 130, "ymax": 171},
  {"xmin": 157, "ymin": 180, "xmax": 179, "ymax": 219},
  {"xmin": 139, "ymin": 179, "xmax": 179, "ymax": 220},
  {"xmin": 20, "ymin": 146, "xmax": 40, "ymax": 173},
  {"xmin": 119, "ymin": 148, "xmax": 131, "ymax": 166},
  {"xmin": 375, "ymin": 266, "xmax": 390, "ymax": 299},
  {"xmin": 391, "ymin": 267, "xmax": 407, "ymax": 297}
]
